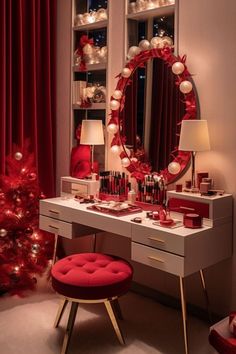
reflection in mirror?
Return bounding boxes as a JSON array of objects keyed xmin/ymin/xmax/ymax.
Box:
[{"xmin": 108, "ymin": 46, "xmax": 198, "ymax": 184}]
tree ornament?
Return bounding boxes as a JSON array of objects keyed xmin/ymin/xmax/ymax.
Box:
[
  {"xmin": 25, "ymin": 227, "xmax": 33, "ymax": 236},
  {"xmin": 168, "ymin": 161, "xmax": 181, "ymax": 175},
  {"xmin": 27, "ymin": 172, "xmax": 37, "ymax": 181},
  {"xmin": 139, "ymin": 39, "xmax": 150, "ymax": 51},
  {"xmin": 112, "ymin": 90, "xmax": 122, "ymax": 100},
  {"xmin": 110, "ymin": 100, "xmax": 120, "ymax": 111},
  {"xmin": 0, "ymin": 229, "xmax": 8, "ymax": 237},
  {"xmin": 121, "ymin": 68, "xmax": 131, "ymax": 78},
  {"xmin": 179, "ymin": 80, "xmax": 193, "ymax": 94},
  {"xmin": 172, "ymin": 62, "xmax": 185, "ymax": 75},
  {"xmin": 14, "ymin": 152, "xmax": 23, "ymax": 161},
  {"xmin": 31, "ymin": 243, "xmax": 40, "ymax": 254}
]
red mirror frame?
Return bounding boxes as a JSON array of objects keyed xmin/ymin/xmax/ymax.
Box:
[{"xmin": 108, "ymin": 46, "xmax": 197, "ymax": 183}]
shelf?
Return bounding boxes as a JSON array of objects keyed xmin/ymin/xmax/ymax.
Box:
[
  {"xmin": 72, "ymin": 102, "xmax": 106, "ymax": 110},
  {"xmin": 73, "ymin": 62, "xmax": 107, "ymax": 72},
  {"xmin": 127, "ymin": 4, "xmax": 174, "ymax": 20},
  {"xmin": 73, "ymin": 19, "xmax": 108, "ymax": 31}
]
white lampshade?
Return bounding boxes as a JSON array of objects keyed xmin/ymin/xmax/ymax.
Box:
[
  {"xmin": 80, "ymin": 120, "xmax": 104, "ymax": 145},
  {"xmin": 179, "ymin": 120, "xmax": 210, "ymax": 152}
]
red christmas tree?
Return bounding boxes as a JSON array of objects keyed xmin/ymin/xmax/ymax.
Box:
[{"xmin": 0, "ymin": 142, "xmax": 54, "ymax": 295}]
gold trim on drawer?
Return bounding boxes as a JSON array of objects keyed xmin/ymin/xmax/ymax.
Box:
[
  {"xmin": 147, "ymin": 237, "xmax": 165, "ymax": 243},
  {"xmin": 49, "ymin": 209, "xmax": 60, "ymax": 214},
  {"xmin": 147, "ymin": 255, "xmax": 164, "ymax": 263},
  {"xmin": 49, "ymin": 225, "xmax": 60, "ymax": 230}
]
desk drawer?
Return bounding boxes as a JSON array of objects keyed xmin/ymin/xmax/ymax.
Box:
[
  {"xmin": 40, "ymin": 201, "xmax": 72, "ymax": 222},
  {"xmin": 131, "ymin": 242, "xmax": 184, "ymax": 277},
  {"xmin": 131, "ymin": 224, "xmax": 184, "ymax": 256},
  {"xmin": 40, "ymin": 215, "xmax": 73, "ymax": 238}
]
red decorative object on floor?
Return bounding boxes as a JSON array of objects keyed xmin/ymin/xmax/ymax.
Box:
[{"xmin": 0, "ymin": 141, "xmax": 54, "ymax": 295}]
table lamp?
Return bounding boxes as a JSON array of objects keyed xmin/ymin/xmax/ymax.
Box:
[
  {"xmin": 80, "ymin": 119, "xmax": 104, "ymax": 176},
  {"xmin": 179, "ymin": 120, "xmax": 210, "ymax": 192}
]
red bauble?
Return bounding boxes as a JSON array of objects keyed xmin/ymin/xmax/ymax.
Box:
[{"xmin": 27, "ymin": 172, "xmax": 37, "ymax": 181}]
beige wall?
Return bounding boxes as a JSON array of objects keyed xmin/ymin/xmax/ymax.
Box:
[{"xmin": 57, "ymin": 0, "xmax": 236, "ymax": 315}]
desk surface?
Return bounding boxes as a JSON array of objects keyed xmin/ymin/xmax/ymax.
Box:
[{"xmin": 40, "ymin": 197, "xmax": 211, "ymax": 237}]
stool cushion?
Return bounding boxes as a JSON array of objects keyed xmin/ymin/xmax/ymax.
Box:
[{"xmin": 51, "ymin": 253, "xmax": 133, "ymax": 300}]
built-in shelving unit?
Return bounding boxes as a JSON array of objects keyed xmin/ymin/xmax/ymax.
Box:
[
  {"xmin": 126, "ymin": 4, "xmax": 175, "ymax": 20},
  {"xmin": 71, "ymin": 0, "xmax": 108, "ymax": 170}
]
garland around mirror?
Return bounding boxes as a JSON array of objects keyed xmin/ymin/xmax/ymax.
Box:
[{"xmin": 108, "ymin": 40, "xmax": 197, "ymax": 184}]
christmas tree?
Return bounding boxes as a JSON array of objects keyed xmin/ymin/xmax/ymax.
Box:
[{"xmin": 0, "ymin": 142, "xmax": 54, "ymax": 295}]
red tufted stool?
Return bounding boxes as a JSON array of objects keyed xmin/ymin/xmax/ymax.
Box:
[{"xmin": 51, "ymin": 253, "xmax": 133, "ymax": 354}]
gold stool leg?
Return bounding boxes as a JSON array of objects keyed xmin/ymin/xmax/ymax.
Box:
[
  {"xmin": 104, "ymin": 300, "xmax": 125, "ymax": 345},
  {"xmin": 54, "ymin": 298, "xmax": 69, "ymax": 328},
  {"xmin": 61, "ymin": 301, "xmax": 79, "ymax": 354},
  {"xmin": 179, "ymin": 277, "xmax": 189, "ymax": 354},
  {"xmin": 52, "ymin": 233, "xmax": 59, "ymax": 265},
  {"xmin": 112, "ymin": 298, "xmax": 123, "ymax": 320},
  {"xmin": 199, "ymin": 269, "xmax": 212, "ymax": 323}
]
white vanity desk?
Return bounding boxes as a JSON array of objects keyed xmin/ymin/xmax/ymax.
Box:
[{"xmin": 39, "ymin": 192, "xmax": 232, "ymax": 354}]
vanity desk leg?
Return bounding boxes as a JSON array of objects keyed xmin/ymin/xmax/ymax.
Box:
[
  {"xmin": 199, "ymin": 269, "xmax": 212, "ymax": 323},
  {"xmin": 52, "ymin": 232, "xmax": 59, "ymax": 265},
  {"xmin": 179, "ymin": 277, "xmax": 189, "ymax": 354}
]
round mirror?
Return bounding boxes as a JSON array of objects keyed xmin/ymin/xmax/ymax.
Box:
[{"xmin": 108, "ymin": 45, "xmax": 198, "ymax": 183}]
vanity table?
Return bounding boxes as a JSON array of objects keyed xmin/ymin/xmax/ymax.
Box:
[{"xmin": 39, "ymin": 192, "xmax": 232, "ymax": 354}]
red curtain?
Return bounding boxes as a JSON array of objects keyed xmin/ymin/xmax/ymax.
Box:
[
  {"xmin": 0, "ymin": 0, "xmax": 56, "ymax": 197},
  {"xmin": 149, "ymin": 57, "xmax": 185, "ymax": 172}
]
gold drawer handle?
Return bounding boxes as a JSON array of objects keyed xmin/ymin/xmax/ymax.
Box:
[
  {"xmin": 49, "ymin": 225, "xmax": 59, "ymax": 230},
  {"xmin": 148, "ymin": 237, "xmax": 165, "ymax": 243},
  {"xmin": 148, "ymin": 255, "xmax": 164, "ymax": 263},
  {"xmin": 71, "ymin": 188, "xmax": 79, "ymax": 191},
  {"xmin": 49, "ymin": 209, "xmax": 60, "ymax": 214}
]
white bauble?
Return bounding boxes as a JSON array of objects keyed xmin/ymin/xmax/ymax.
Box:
[
  {"xmin": 172, "ymin": 62, "xmax": 185, "ymax": 75},
  {"xmin": 179, "ymin": 80, "xmax": 193, "ymax": 94},
  {"xmin": 168, "ymin": 161, "xmax": 181, "ymax": 175},
  {"xmin": 107, "ymin": 123, "xmax": 119, "ymax": 134},
  {"xmin": 113, "ymin": 90, "xmax": 122, "ymax": 100},
  {"xmin": 139, "ymin": 39, "xmax": 150, "ymax": 51},
  {"xmin": 127, "ymin": 46, "xmax": 141, "ymax": 59},
  {"xmin": 96, "ymin": 8, "xmax": 108, "ymax": 21},
  {"xmin": 82, "ymin": 13, "xmax": 90, "ymax": 24},
  {"xmin": 110, "ymin": 145, "xmax": 121, "ymax": 154},
  {"xmin": 121, "ymin": 157, "xmax": 130, "ymax": 167},
  {"xmin": 15, "ymin": 152, "xmax": 23, "ymax": 160},
  {"xmin": 110, "ymin": 100, "xmax": 120, "ymax": 110},
  {"xmin": 121, "ymin": 68, "xmax": 132, "ymax": 78},
  {"xmin": 161, "ymin": 36, "xmax": 173, "ymax": 47},
  {"xmin": 150, "ymin": 36, "xmax": 163, "ymax": 48},
  {"xmin": 87, "ymin": 12, "xmax": 96, "ymax": 23},
  {"xmin": 82, "ymin": 43, "xmax": 93, "ymax": 55}
]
